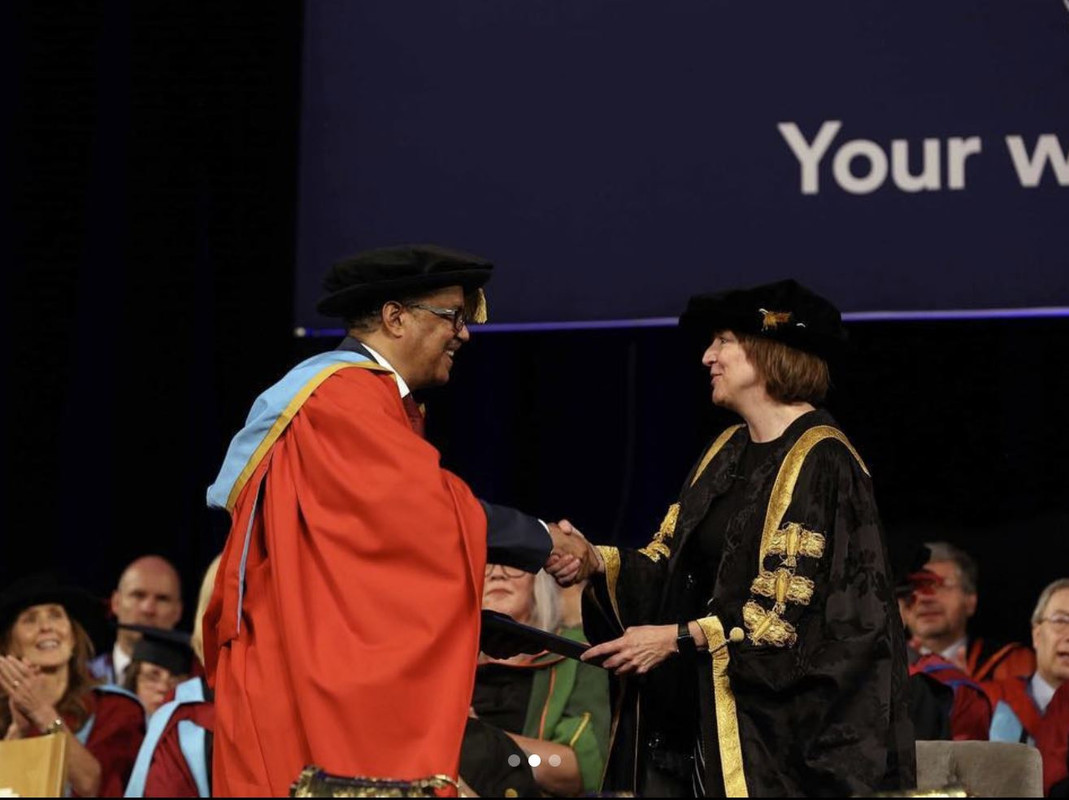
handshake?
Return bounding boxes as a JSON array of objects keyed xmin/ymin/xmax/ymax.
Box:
[{"xmin": 544, "ymin": 519, "xmax": 604, "ymax": 587}]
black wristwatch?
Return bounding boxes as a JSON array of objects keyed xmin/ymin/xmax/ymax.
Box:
[{"xmin": 676, "ymin": 621, "xmax": 697, "ymax": 658}]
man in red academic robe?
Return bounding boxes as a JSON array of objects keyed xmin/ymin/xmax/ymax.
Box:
[
  {"xmin": 203, "ymin": 245, "xmax": 591, "ymax": 796},
  {"xmin": 986, "ymin": 578, "xmax": 1069, "ymax": 796}
]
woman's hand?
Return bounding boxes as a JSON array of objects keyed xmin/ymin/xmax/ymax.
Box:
[
  {"xmin": 581, "ymin": 624, "xmax": 678, "ymax": 675},
  {"xmin": 5, "ymin": 697, "xmax": 36, "ymax": 739},
  {"xmin": 0, "ymin": 655, "xmax": 58, "ymax": 732}
]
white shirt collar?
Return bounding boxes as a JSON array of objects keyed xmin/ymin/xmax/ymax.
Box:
[
  {"xmin": 935, "ymin": 636, "xmax": 967, "ymax": 663},
  {"xmin": 1031, "ymin": 671, "xmax": 1057, "ymax": 713},
  {"xmin": 112, "ymin": 643, "xmax": 132, "ymax": 685},
  {"xmin": 360, "ymin": 343, "xmax": 411, "ymax": 399}
]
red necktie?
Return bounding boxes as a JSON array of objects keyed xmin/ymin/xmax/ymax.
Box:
[{"xmin": 402, "ymin": 394, "xmax": 425, "ymax": 438}]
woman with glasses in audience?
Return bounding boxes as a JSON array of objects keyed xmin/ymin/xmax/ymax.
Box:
[
  {"xmin": 0, "ymin": 574, "xmax": 146, "ymax": 796},
  {"xmin": 120, "ymin": 626, "xmax": 193, "ymax": 716},
  {"xmin": 460, "ymin": 563, "xmax": 610, "ymax": 797}
]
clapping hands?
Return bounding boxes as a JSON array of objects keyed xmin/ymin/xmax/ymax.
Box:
[{"xmin": 0, "ymin": 655, "xmax": 52, "ymax": 738}]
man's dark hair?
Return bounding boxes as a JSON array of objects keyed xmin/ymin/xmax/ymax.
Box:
[
  {"xmin": 345, "ymin": 292, "xmax": 431, "ymax": 334},
  {"xmin": 924, "ymin": 541, "xmax": 979, "ymax": 595}
]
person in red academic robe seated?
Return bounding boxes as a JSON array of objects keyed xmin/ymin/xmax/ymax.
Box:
[
  {"xmin": 202, "ymin": 246, "xmax": 595, "ymax": 796},
  {"xmin": 125, "ymin": 557, "xmax": 220, "ymax": 798},
  {"xmin": 909, "ymin": 652, "xmax": 992, "ymax": 740},
  {"xmin": 897, "ymin": 555, "xmax": 992, "ymax": 740},
  {"xmin": 987, "ymin": 578, "xmax": 1069, "ymax": 796},
  {"xmin": 0, "ymin": 574, "xmax": 146, "ymax": 797},
  {"xmin": 901, "ymin": 541, "xmax": 1034, "ymax": 683},
  {"xmin": 121, "ymin": 625, "xmax": 194, "ymax": 717}
]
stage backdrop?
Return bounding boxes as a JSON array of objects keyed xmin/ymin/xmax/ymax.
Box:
[{"xmin": 294, "ymin": 0, "xmax": 1069, "ymax": 329}]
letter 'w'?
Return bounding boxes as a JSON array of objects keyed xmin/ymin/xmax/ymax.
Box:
[{"xmin": 1005, "ymin": 135, "xmax": 1069, "ymax": 187}]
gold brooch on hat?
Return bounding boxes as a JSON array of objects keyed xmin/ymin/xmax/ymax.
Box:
[{"xmin": 758, "ymin": 308, "xmax": 794, "ymax": 330}]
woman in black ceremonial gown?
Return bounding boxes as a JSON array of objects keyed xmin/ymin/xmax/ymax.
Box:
[{"xmin": 579, "ymin": 280, "xmax": 915, "ymax": 797}]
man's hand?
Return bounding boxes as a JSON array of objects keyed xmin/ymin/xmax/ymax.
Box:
[{"xmin": 544, "ymin": 519, "xmax": 603, "ymax": 587}]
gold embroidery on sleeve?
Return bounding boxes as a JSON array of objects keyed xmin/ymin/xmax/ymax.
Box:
[
  {"xmin": 743, "ymin": 426, "xmax": 869, "ymax": 649},
  {"xmin": 637, "ymin": 503, "xmax": 680, "ymax": 562},
  {"xmin": 766, "ymin": 522, "xmax": 826, "ymax": 568},
  {"xmin": 743, "ymin": 601, "xmax": 798, "ymax": 648},
  {"xmin": 597, "ymin": 546, "xmax": 623, "ymax": 627},
  {"xmin": 750, "ymin": 569, "xmax": 816, "ymax": 610}
]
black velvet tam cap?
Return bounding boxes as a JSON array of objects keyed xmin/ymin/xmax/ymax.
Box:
[
  {"xmin": 123, "ymin": 624, "xmax": 194, "ymax": 676},
  {"xmin": 679, "ymin": 279, "xmax": 846, "ymax": 360},
  {"xmin": 0, "ymin": 574, "xmax": 107, "ymax": 646},
  {"xmin": 316, "ymin": 244, "xmax": 493, "ymax": 319}
]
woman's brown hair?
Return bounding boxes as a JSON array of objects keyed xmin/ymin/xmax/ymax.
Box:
[
  {"xmin": 0, "ymin": 614, "xmax": 100, "ymax": 733},
  {"xmin": 738, "ymin": 332, "xmax": 830, "ymax": 404}
]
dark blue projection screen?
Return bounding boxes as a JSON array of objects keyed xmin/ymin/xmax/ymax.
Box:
[{"xmin": 295, "ymin": 1, "xmax": 1069, "ymax": 330}]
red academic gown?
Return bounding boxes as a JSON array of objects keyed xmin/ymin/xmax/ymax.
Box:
[
  {"xmin": 204, "ymin": 366, "xmax": 487, "ymax": 796},
  {"xmin": 910, "ymin": 654, "xmax": 992, "ymax": 740},
  {"xmin": 1035, "ymin": 682, "xmax": 1069, "ymax": 796},
  {"xmin": 988, "ymin": 678, "xmax": 1069, "ymax": 796},
  {"xmin": 967, "ymin": 638, "xmax": 1035, "ymax": 682},
  {"xmin": 143, "ymin": 702, "xmax": 215, "ymax": 797},
  {"xmin": 67, "ymin": 689, "xmax": 146, "ymax": 797}
]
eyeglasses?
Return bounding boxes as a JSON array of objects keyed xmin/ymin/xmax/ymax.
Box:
[
  {"xmin": 408, "ymin": 303, "xmax": 467, "ymax": 333},
  {"xmin": 1038, "ymin": 614, "xmax": 1069, "ymax": 633},
  {"xmin": 485, "ymin": 564, "xmax": 526, "ymax": 578},
  {"xmin": 930, "ymin": 579, "xmax": 966, "ymax": 594}
]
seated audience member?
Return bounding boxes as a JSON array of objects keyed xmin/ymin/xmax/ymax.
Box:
[
  {"xmin": 902, "ymin": 541, "xmax": 1035, "ymax": 682},
  {"xmin": 988, "ymin": 578, "xmax": 1069, "ymax": 795},
  {"xmin": 125, "ymin": 556, "xmax": 219, "ymax": 798},
  {"xmin": 121, "ymin": 626, "xmax": 193, "ymax": 716},
  {"xmin": 91, "ymin": 556, "xmax": 183, "ymax": 686},
  {"xmin": 897, "ymin": 549, "xmax": 991, "ymax": 740},
  {"xmin": 462, "ymin": 564, "xmax": 610, "ymax": 796},
  {"xmin": 0, "ymin": 574, "xmax": 146, "ymax": 797},
  {"xmin": 1035, "ymin": 681, "xmax": 1069, "ymax": 797}
]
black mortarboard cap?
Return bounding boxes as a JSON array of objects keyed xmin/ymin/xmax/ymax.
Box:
[
  {"xmin": 316, "ymin": 244, "xmax": 493, "ymax": 319},
  {"xmin": 680, "ymin": 279, "xmax": 847, "ymax": 361},
  {"xmin": 122, "ymin": 624, "xmax": 194, "ymax": 676}
]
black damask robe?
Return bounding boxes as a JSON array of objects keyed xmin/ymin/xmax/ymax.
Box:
[{"xmin": 583, "ymin": 409, "xmax": 915, "ymax": 797}]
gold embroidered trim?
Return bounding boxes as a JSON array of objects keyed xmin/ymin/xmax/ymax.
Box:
[
  {"xmin": 225, "ymin": 361, "xmax": 392, "ymax": 511},
  {"xmin": 637, "ymin": 503, "xmax": 680, "ymax": 562},
  {"xmin": 637, "ymin": 425, "xmax": 744, "ymax": 563},
  {"xmin": 636, "ymin": 541, "xmax": 672, "ymax": 562},
  {"xmin": 743, "ymin": 600, "xmax": 797, "ymax": 647},
  {"xmin": 740, "ymin": 426, "xmax": 870, "ymax": 648},
  {"xmin": 758, "ymin": 425, "xmax": 868, "ymax": 566},
  {"xmin": 693, "ymin": 616, "xmax": 749, "ymax": 797},
  {"xmin": 597, "ymin": 546, "xmax": 623, "ymax": 628},
  {"xmin": 690, "ymin": 424, "xmax": 745, "ymax": 488},
  {"xmin": 766, "ymin": 522, "xmax": 826, "ymax": 568},
  {"xmin": 750, "ymin": 569, "xmax": 815, "ymax": 610}
]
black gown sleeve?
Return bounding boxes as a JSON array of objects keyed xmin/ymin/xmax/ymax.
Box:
[{"xmin": 480, "ymin": 500, "xmax": 552, "ymax": 573}]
